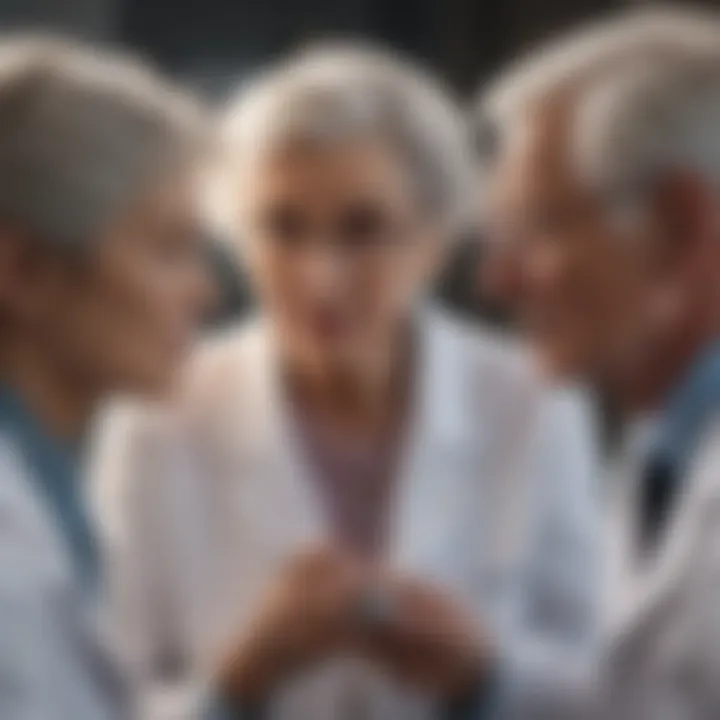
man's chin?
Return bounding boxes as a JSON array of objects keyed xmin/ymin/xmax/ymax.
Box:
[
  {"xmin": 533, "ymin": 345, "xmax": 592, "ymax": 384},
  {"xmin": 116, "ymin": 368, "xmax": 181, "ymax": 401}
]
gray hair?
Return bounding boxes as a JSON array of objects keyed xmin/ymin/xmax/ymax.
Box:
[
  {"xmin": 476, "ymin": 6, "xmax": 720, "ymax": 220},
  {"xmin": 0, "ymin": 35, "xmax": 204, "ymax": 250},
  {"xmin": 216, "ymin": 44, "xmax": 472, "ymax": 235}
]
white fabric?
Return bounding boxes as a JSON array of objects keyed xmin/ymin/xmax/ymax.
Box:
[
  {"xmin": 91, "ymin": 308, "xmax": 600, "ymax": 720},
  {"xmin": 600, "ymin": 418, "xmax": 720, "ymax": 720},
  {"xmin": 0, "ymin": 436, "xmax": 126, "ymax": 720}
]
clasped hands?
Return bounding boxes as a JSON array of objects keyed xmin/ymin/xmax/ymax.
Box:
[{"xmin": 217, "ymin": 546, "xmax": 492, "ymax": 704}]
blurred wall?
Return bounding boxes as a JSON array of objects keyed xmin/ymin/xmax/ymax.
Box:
[
  {"xmin": 118, "ymin": 0, "xmax": 445, "ymax": 97},
  {"xmin": 0, "ymin": 0, "xmax": 118, "ymax": 37}
]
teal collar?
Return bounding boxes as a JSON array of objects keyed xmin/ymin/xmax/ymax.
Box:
[
  {"xmin": 0, "ymin": 385, "xmax": 98, "ymax": 589},
  {"xmin": 652, "ymin": 341, "xmax": 720, "ymax": 475}
]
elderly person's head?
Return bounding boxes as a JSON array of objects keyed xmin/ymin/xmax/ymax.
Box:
[
  {"xmin": 215, "ymin": 45, "xmax": 470, "ymax": 373},
  {"xmin": 476, "ymin": 7, "xmax": 720, "ymax": 394},
  {"xmin": 0, "ymin": 37, "xmax": 212, "ymax": 398}
]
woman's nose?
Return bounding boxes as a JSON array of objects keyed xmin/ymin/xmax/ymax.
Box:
[{"xmin": 297, "ymin": 245, "xmax": 350, "ymax": 296}]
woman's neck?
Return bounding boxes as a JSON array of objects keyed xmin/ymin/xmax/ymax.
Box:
[
  {"xmin": 285, "ymin": 334, "xmax": 412, "ymax": 436},
  {"xmin": 0, "ymin": 338, "xmax": 98, "ymax": 441}
]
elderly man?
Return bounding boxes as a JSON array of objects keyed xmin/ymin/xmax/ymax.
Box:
[
  {"xmin": 477, "ymin": 6, "xmax": 720, "ymax": 720},
  {"xmin": 0, "ymin": 36, "xmax": 262, "ymax": 720}
]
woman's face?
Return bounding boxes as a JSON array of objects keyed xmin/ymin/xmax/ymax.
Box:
[
  {"xmin": 237, "ymin": 139, "xmax": 444, "ymax": 373},
  {"xmin": 6, "ymin": 171, "xmax": 216, "ymax": 396}
]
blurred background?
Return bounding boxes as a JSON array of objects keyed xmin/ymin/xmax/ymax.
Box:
[{"xmin": 0, "ymin": 0, "xmax": 710, "ymax": 324}]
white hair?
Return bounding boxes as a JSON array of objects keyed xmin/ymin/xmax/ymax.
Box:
[
  {"xmin": 215, "ymin": 44, "xmax": 472, "ymax": 236},
  {"xmin": 0, "ymin": 35, "xmax": 204, "ymax": 250},
  {"xmin": 477, "ymin": 5, "xmax": 720, "ymax": 218}
]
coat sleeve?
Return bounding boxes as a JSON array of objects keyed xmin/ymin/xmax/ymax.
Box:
[
  {"xmin": 0, "ymin": 565, "xmax": 65, "ymax": 719},
  {"xmin": 92, "ymin": 406, "xmax": 264, "ymax": 720},
  {"xmin": 92, "ymin": 407, "xmax": 214, "ymax": 720},
  {"xmin": 457, "ymin": 389, "xmax": 601, "ymax": 720}
]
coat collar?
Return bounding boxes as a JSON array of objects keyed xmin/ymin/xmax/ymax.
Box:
[
  {"xmin": 213, "ymin": 307, "xmax": 478, "ymax": 572},
  {"xmin": 0, "ymin": 385, "xmax": 97, "ymax": 588},
  {"xmin": 241, "ymin": 305, "xmax": 475, "ymax": 457},
  {"xmin": 413, "ymin": 306, "xmax": 474, "ymax": 450},
  {"xmin": 607, "ymin": 341, "xmax": 720, "ymax": 642}
]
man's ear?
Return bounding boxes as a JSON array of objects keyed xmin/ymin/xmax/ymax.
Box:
[
  {"xmin": 413, "ymin": 225, "xmax": 446, "ymax": 289},
  {"xmin": 650, "ymin": 171, "xmax": 713, "ymax": 267},
  {"xmin": 0, "ymin": 230, "xmax": 21, "ymax": 309},
  {"xmin": 0, "ymin": 231, "xmax": 52, "ymax": 319}
]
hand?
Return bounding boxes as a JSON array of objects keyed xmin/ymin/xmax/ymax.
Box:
[
  {"xmin": 217, "ymin": 546, "xmax": 365, "ymax": 701},
  {"xmin": 361, "ymin": 573, "xmax": 494, "ymax": 699}
]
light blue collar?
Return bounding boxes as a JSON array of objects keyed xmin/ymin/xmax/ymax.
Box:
[
  {"xmin": 0, "ymin": 385, "xmax": 97, "ymax": 588},
  {"xmin": 653, "ymin": 341, "xmax": 720, "ymax": 474}
]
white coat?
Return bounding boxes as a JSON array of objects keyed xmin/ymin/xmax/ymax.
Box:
[
  {"xmin": 92, "ymin": 308, "xmax": 600, "ymax": 720},
  {"xmin": 601, "ymin": 418, "xmax": 720, "ymax": 720},
  {"xmin": 0, "ymin": 434, "xmax": 127, "ymax": 720}
]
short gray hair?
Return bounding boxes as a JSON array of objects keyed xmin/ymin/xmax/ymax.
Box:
[
  {"xmin": 217, "ymin": 44, "xmax": 472, "ymax": 235},
  {"xmin": 0, "ymin": 36, "xmax": 204, "ymax": 250},
  {"xmin": 476, "ymin": 6, "xmax": 720, "ymax": 219}
]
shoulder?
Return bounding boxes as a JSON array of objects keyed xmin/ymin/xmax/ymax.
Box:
[
  {"xmin": 426, "ymin": 308, "xmax": 597, "ymax": 472},
  {"xmin": 429, "ymin": 306, "xmax": 535, "ymax": 378},
  {"xmin": 425, "ymin": 306, "xmax": 541, "ymax": 420},
  {"xmin": 94, "ymin": 317, "xmax": 264, "ymax": 443},
  {"xmin": 189, "ymin": 315, "xmax": 266, "ymax": 379},
  {"xmin": 180, "ymin": 316, "xmax": 268, "ymax": 417},
  {"xmin": 90, "ymin": 319, "xmax": 266, "ymax": 520}
]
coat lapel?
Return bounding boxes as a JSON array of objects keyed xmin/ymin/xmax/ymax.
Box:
[
  {"xmin": 607, "ymin": 420, "xmax": 720, "ymax": 644},
  {"xmin": 389, "ymin": 312, "xmax": 485, "ymax": 590},
  {"xmin": 211, "ymin": 321, "xmax": 326, "ymax": 594},
  {"xmin": 0, "ymin": 434, "xmax": 75, "ymax": 584}
]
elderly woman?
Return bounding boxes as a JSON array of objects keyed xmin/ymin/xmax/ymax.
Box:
[
  {"xmin": 94, "ymin": 47, "xmax": 599, "ymax": 720},
  {"xmin": 0, "ymin": 38, "xmax": 215, "ymax": 719}
]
